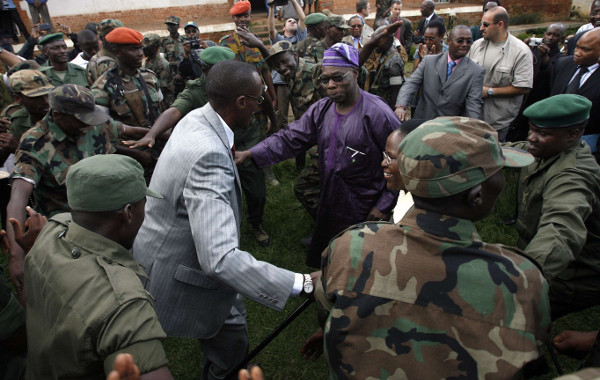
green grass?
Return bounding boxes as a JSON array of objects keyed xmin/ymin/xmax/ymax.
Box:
[{"xmin": 2, "ymin": 162, "xmax": 599, "ymax": 379}]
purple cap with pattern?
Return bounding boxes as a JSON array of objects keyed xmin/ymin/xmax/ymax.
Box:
[{"xmin": 322, "ymin": 43, "xmax": 359, "ymax": 68}]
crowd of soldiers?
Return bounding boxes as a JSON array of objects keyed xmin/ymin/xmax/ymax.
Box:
[{"xmin": 0, "ymin": 0, "xmax": 600, "ymax": 378}]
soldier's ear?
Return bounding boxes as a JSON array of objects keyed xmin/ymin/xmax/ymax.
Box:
[{"xmin": 466, "ymin": 184, "xmax": 483, "ymax": 208}]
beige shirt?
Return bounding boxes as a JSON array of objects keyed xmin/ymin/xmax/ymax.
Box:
[{"xmin": 467, "ymin": 34, "xmax": 533, "ymax": 130}]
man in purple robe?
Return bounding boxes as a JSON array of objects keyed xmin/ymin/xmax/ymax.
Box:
[{"xmin": 236, "ymin": 43, "xmax": 400, "ymax": 268}]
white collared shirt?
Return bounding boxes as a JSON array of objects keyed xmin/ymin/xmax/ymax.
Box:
[{"xmin": 568, "ymin": 62, "xmax": 599, "ymax": 88}]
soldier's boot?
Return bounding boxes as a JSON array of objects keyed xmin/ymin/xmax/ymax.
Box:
[
  {"xmin": 264, "ymin": 166, "xmax": 279, "ymax": 186},
  {"xmin": 251, "ymin": 224, "xmax": 271, "ymax": 247}
]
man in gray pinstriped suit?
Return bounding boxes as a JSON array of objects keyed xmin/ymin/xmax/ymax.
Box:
[{"xmin": 132, "ymin": 60, "xmax": 316, "ymax": 380}]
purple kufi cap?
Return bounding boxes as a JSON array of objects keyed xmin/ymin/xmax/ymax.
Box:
[{"xmin": 322, "ymin": 43, "xmax": 359, "ymax": 68}]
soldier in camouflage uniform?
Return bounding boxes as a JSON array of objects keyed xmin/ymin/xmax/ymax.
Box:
[
  {"xmin": 316, "ymin": 117, "xmax": 550, "ymax": 379},
  {"xmin": 504, "ymin": 94, "xmax": 600, "ymax": 320},
  {"xmin": 92, "ymin": 27, "xmax": 162, "ymax": 175},
  {"xmin": 37, "ymin": 33, "xmax": 89, "ymax": 88},
  {"xmin": 219, "ymin": 0, "xmax": 278, "ymax": 246},
  {"xmin": 359, "ymin": 25, "xmax": 405, "ymax": 109},
  {"xmin": 160, "ymin": 16, "xmax": 185, "ymax": 76},
  {"xmin": 86, "ymin": 18, "xmax": 124, "ymax": 85},
  {"xmin": 6, "ymin": 84, "xmax": 122, "ymax": 298},
  {"xmin": 143, "ymin": 33, "xmax": 175, "ymax": 108},
  {"xmin": 0, "ymin": 70, "xmax": 54, "ymax": 165}
]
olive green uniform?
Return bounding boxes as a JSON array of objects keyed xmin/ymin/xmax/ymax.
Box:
[
  {"xmin": 8, "ymin": 107, "xmax": 34, "ymax": 141},
  {"xmin": 144, "ymin": 55, "xmax": 175, "ymax": 108},
  {"xmin": 295, "ymin": 36, "xmax": 327, "ymax": 64},
  {"xmin": 24, "ymin": 213, "xmax": 168, "ymax": 379},
  {"xmin": 508, "ymin": 140, "xmax": 600, "ymax": 319},
  {"xmin": 363, "ymin": 46, "xmax": 405, "ymax": 109},
  {"xmin": 171, "ymin": 77, "xmax": 208, "ymax": 116},
  {"xmin": 11, "ymin": 115, "xmax": 122, "ymax": 216},
  {"xmin": 40, "ymin": 63, "xmax": 89, "ymax": 88}
]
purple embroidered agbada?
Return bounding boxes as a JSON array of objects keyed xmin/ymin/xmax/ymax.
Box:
[{"xmin": 250, "ymin": 90, "xmax": 400, "ymax": 267}]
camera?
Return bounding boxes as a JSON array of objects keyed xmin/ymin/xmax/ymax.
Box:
[
  {"xmin": 189, "ymin": 39, "xmax": 201, "ymax": 50},
  {"xmin": 529, "ymin": 37, "xmax": 543, "ymax": 47}
]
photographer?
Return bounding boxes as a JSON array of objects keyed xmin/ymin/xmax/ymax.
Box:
[{"xmin": 178, "ymin": 21, "xmax": 215, "ymax": 80}]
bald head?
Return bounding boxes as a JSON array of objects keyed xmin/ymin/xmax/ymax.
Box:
[
  {"xmin": 420, "ymin": 0, "xmax": 435, "ymax": 17},
  {"xmin": 449, "ymin": 25, "xmax": 470, "ymax": 39},
  {"xmin": 488, "ymin": 6, "xmax": 509, "ymax": 29},
  {"xmin": 574, "ymin": 28, "xmax": 600, "ymax": 66}
]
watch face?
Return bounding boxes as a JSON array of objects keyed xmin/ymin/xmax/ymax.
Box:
[{"xmin": 304, "ymin": 282, "xmax": 314, "ymax": 293}]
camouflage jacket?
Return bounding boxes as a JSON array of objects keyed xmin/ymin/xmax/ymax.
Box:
[
  {"xmin": 1, "ymin": 102, "xmax": 24, "ymax": 119},
  {"xmin": 86, "ymin": 48, "xmax": 117, "ymax": 85},
  {"xmin": 92, "ymin": 65, "xmax": 162, "ymax": 128},
  {"xmin": 219, "ymin": 33, "xmax": 267, "ymax": 72},
  {"xmin": 144, "ymin": 55, "xmax": 175, "ymax": 107},
  {"xmin": 288, "ymin": 58, "xmax": 321, "ymax": 119},
  {"xmin": 295, "ymin": 35, "xmax": 327, "ymax": 64},
  {"xmin": 316, "ymin": 208, "xmax": 551, "ymax": 380},
  {"xmin": 11, "ymin": 115, "xmax": 122, "ymax": 217},
  {"xmin": 8, "ymin": 107, "xmax": 34, "ymax": 141},
  {"xmin": 171, "ymin": 77, "xmax": 207, "ymax": 117},
  {"xmin": 40, "ymin": 63, "xmax": 90, "ymax": 88},
  {"xmin": 363, "ymin": 47, "xmax": 405, "ymax": 109},
  {"xmin": 160, "ymin": 34, "xmax": 186, "ymax": 73}
]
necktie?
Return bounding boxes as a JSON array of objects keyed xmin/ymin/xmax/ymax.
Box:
[
  {"xmin": 447, "ymin": 61, "xmax": 456, "ymax": 79},
  {"xmin": 566, "ymin": 66, "xmax": 589, "ymax": 94}
]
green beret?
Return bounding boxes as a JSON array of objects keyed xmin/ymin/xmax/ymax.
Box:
[
  {"xmin": 399, "ymin": 116, "xmax": 534, "ymax": 198},
  {"xmin": 38, "ymin": 33, "xmax": 64, "ymax": 45},
  {"xmin": 199, "ymin": 46, "xmax": 235, "ymax": 66},
  {"xmin": 67, "ymin": 155, "xmax": 162, "ymax": 212},
  {"xmin": 524, "ymin": 94, "xmax": 592, "ymax": 128},
  {"xmin": 305, "ymin": 12, "xmax": 326, "ymax": 25}
]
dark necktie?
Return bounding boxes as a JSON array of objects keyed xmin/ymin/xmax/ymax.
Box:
[
  {"xmin": 447, "ymin": 61, "xmax": 456, "ymax": 79},
  {"xmin": 566, "ymin": 66, "xmax": 589, "ymax": 94}
]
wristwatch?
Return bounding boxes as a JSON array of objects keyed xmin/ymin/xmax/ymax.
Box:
[
  {"xmin": 302, "ymin": 274, "xmax": 314, "ymax": 295},
  {"xmin": 487, "ymin": 87, "xmax": 494, "ymax": 96}
]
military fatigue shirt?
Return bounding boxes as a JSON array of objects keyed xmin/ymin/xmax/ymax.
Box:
[
  {"xmin": 25, "ymin": 213, "xmax": 168, "ymax": 379},
  {"xmin": 11, "ymin": 115, "xmax": 122, "ymax": 216},
  {"xmin": 160, "ymin": 34, "xmax": 185, "ymax": 73},
  {"xmin": 507, "ymin": 141, "xmax": 600, "ymax": 281},
  {"xmin": 316, "ymin": 208, "xmax": 550, "ymax": 379},
  {"xmin": 171, "ymin": 77, "xmax": 208, "ymax": 116},
  {"xmin": 92, "ymin": 66, "xmax": 162, "ymax": 128},
  {"xmin": 295, "ymin": 35, "xmax": 327, "ymax": 64},
  {"xmin": 8, "ymin": 107, "xmax": 34, "ymax": 141},
  {"xmin": 363, "ymin": 47, "xmax": 405, "ymax": 109},
  {"xmin": 144, "ymin": 55, "xmax": 175, "ymax": 107},
  {"xmin": 87, "ymin": 48, "xmax": 117, "ymax": 85},
  {"xmin": 288, "ymin": 57, "xmax": 321, "ymax": 119},
  {"xmin": 0, "ymin": 102, "xmax": 23, "ymax": 119},
  {"xmin": 219, "ymin": 33, "xmax": 267, "ymax": 72},
  {"xmin": 40, "ymin": 63, "xmax": 90, "ymax": 88}
]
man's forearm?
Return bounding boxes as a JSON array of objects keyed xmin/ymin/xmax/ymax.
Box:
[
  {"xmin": 268, "ymin": 5, "xmax": 277, "ymax": 41},
  {"xmin": 484, "ymin": 85, "xmax": 530, "ymax": 97}
]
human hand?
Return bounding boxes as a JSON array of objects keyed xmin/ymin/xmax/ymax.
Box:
[
  {"xmin": 367, "ymin": 207, "xmax": 388, "ymax": 221},
  {"xmin": 31, "ymin": 25, "xmax": 40, "ymax": 40},
  {"xmin": 234, "ymin": 150, "xmax": 252, "ymax": 165},
  {"xmin": 237, "ymin": 27, "xmax": 264, "ymax": 49},
  {"xmin": 301, "ymin": 328, "xmax": 324, "ymax": 361},
  {"xmin": 553, "ymin": 330, "xmax": 598, "ymax": 359},
  {"xmin": 56, "ymin": 23, "xmax": 72, "ymax": 35},
  {"xmin": 0, "ymin": 117, "xmax": 10, "ymax": 133},
  {"xmin": 8, "ymin": 206, "xmax": 48, "ymax": 253},
  {"xmin": 122, "ymin": 135, "xmax": 156, "ymax": 149},
  {"xmin": 106, "ymin": 353, "xmax": 141, "ymax": 380},
  {"xmin": 417, "ymin": 43, "xmax": 427, "ymax": 59},
  {"xmin": 428, "ymin": 44, "xmax": 437, "ymax": 55},
  {"xmin": 394, "ymin": 105, "xmax": 407, "ymax": 121},
  {"xmin": 0, "ymin": 229, "xmax": 10, "ymax": 255},
  {"xmin": 0, "ymin": 133, "xmax": 19, "ymax": 153}
]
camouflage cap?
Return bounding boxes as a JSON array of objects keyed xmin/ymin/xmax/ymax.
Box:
[
  {"xmin": 326, "ymin": 14, "xmax": 351, "ymax": 29},
  {"xmin": 49, "ymin": 84, "xmax": 110, "ymax": 126},
  {"xmin": 165, "ymin": 15, "xmax": 180, "ymax": 25},
  {"xmin": 98, "ymin": 18, "xmax": 124, "ymax": 38},
  {"xmin": 398, "ymin": 116, "xmax": 534, "ymax": 198},
  {"xmin": 7, "ymin": 60, "xmax": 41, "ymax": 77},
  {"xmin": 199, "ymin": 46, "xmax": 235, "ymax": 66},
  {"xmin": 265, "ymin": 40, "xmax": 294, "ymax": 62},
  {"xmin": 38, "ymin": 33, "xmax": 64, "ymax": 46},
  {"xmin": 9, "ymin": 69, "xmax": 53, "ymax": 96},
  {"xmin": 67, "ymin": 154, "xmax": 162, "ymax": 212},
  {"xmin": 305, "ymin": 12, "xmax": 327, "ymax": 25},
  {"xmin": 142, "ymin": 33, "xmax": 161, "ymax": 47},
  {"xmin": 524, "ymin": 94, "xmax": 592, "ymax": 128}
]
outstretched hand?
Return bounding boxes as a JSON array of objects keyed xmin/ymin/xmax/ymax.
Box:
[
  {"xmin": 301, "ymin": 328, "xmax": 324, "ymax": 361},
  {"xmin": 9, "ymin": 206, "xmax": 48, "ymax": 253}
]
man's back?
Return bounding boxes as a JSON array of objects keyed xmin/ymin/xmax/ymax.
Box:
[
  {"xmin": 318, "ymin": 209, "xmax": 550, "ymax": 379},
  {"xmin": 25, "ymin": 213, "xmax": 168, "ymax": 379}
]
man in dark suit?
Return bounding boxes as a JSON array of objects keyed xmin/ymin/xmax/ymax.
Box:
[
  {"xmin": 550, "ymin": 28, "xmax": 600, "ymax": 135},
  {"xmin": 395, "ymin": 25, "xmax": 484, "ymax": 121},
  {"xmin": 413, "ymin": 0, "xmax": 443, "ymax": 44},
  {"xmin": 388, "ymin": 0, "xmax": 413, "ymax": 53}
]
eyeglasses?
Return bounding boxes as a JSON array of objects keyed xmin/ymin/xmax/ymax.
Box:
[
  {"xmin": 244, "ymin": 94, "xmax": 264, "ymax": 104},
  {"xmin": 452, "ymin": 38, "xmax": 473, "ymax": 44},
  {"xmin": 382, "ymin": 151, "xmax": 392, "ymax": 164},
  {"xmin": 423, "ymin": 36, "xmax": 438, "ymax": 42},
  {"xmin": 318, "ymin": 71, "xmax": 352, "ymax": 85},
  {"xmin": 481, "ymin": 21, "xmax": 498, "ymax": 27}
]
